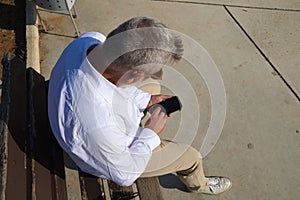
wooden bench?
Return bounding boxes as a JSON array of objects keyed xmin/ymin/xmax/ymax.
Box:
[{"xmin": 0, "ymin": 53, "xmax": 164, "ymax": 200}]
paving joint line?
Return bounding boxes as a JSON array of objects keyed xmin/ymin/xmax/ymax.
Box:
[
  {"xmin": 223, "ymin": 5, "xmax": 300, "ymax": 102},
  {"xmin": 152, "ymin": 0, "xmax": 300, "ymax": 12}
]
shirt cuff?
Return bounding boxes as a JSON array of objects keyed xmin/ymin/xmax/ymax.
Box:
[
  {"xmin": 139, "ymin": 128, "xmax": 161, "ymax": 150},
  {"xmin": 133, "ymin": 89, "xmax": 151, "ymax": 111}
]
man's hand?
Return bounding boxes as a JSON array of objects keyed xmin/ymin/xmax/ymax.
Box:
[
  {"xmin": 144, "ymin": 107, "xmax": 167, "ymax": 136},
  {"xmin": 146, "ymin": 94, "xmax": 173, "ymax": 110}
]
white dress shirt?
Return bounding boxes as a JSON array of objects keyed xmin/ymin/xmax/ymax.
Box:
[{"xmin": 48, "ymin": 32, "xmax": 161, "ymax": 186}]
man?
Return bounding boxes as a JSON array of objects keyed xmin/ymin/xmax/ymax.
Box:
[{"xmin": 48, "ymin": 16, "xmax": 231, "ymax": 195}]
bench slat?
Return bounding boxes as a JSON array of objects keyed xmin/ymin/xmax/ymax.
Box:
[
  {"xmin": 0, "ymin": 54, "xmax": 28, "ymax": 200},
  {"xmin": 136, "ymin": 177, "xmax": 164, "ymax": 200},
  {"xmin": 27, "ymin": 68, "xmax": 68, "ymax": 200},
  {"xmin": 51, "ymin": 142, "xmax": 68, "ymax": 200},
  {"xmin": 79, "ymin": 171, "xmax": 105, "ymax": 200},
  {"xmin": 63, "ymin": 152, "xmax": 82, "ymax": 200},
  {"xmin": 27, "ymin": 68, "xmax": 53, "ymax": 199},
  {"xmin": 108, "ymin": 180, "xmax": 139, "ymax": 200}
]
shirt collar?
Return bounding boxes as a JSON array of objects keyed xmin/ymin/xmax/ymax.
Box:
[
  {"xmin": 81, "ymin": 56, "xmax": 139, "ymax": 104},
  {"xmin": 81, "ymin": 57, "xmax": 116, "ymax": 102}
]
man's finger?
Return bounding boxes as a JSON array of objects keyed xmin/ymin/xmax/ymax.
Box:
[
  {"xmin": 158, "ymin": 110, "xmax": 167, "ymax": 118},
  {"xmin": 160, "ymin": 95, "xmax": 173, "ymax": 101},
  {"xmin": 163, "ymin": 95, "xmax": 173, "ymax": 99},
  {"xmin": 152, "ymin": 106, "xmax": 162, "ymax": 116}
]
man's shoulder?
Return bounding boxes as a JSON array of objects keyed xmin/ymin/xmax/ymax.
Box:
[{"xmin": 79, "ymin": 32, "xmax": 106, "ymax": 43}]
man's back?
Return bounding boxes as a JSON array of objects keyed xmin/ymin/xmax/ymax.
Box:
[{"xmin": 47, "ymin": 32, "xmax": 160, "ymax": 186}]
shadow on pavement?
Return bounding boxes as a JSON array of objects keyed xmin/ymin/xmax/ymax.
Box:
[{"xmin": 158, "ymin": 174, "xmax": 188, "ymax": 192}]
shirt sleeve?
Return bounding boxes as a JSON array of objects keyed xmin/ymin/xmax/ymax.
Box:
[
  {"xmin": 86, "ymin": 125, "xmax": 160, "ymax": 186},
  {"xmin": 133, "ymin": 88, "xmax": 151, "ymax": 112}
]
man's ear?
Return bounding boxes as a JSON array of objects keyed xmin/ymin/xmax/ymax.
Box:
[
  {"xmin": 115, "ymin": 69, "xmax": 135, "ymax": 86},
  {"xmin": 117, "ymin": 70, "xmax": 146, "ymax": 86},
  {"xmin": 123, "ymin": 70, "xmax": 144, "ymax": 84}
]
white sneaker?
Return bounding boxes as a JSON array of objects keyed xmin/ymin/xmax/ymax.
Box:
[{"xmin": 189, "ymin": 176, "xmax": 232, "ymax": 195}]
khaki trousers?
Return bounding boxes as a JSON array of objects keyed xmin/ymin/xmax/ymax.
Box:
[
  {"xmin": 139, "ymin": 81, "xmax": 209, "ymax": 190},
  {"xmin": 140, "ymin": 140, "xmax": 209, "ymax": 190}
]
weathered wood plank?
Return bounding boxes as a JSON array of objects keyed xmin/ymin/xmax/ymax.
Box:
[
  {"xmin": 0, "ymin": 122, "xmax": 9, "ymax": 200},
  {"xmin": 108, "ymin": 180, "xmax": 138, "ymax": 200},
  {"xmin": 51, "ymin": 142, "xmax": 68, "ymax": 200},
  {"xmin": 27, "ymin": 68, "xmax": 67, "ymax": 200},
  {"xmin": 136, "ymin": 177, "xmax": 164, "ymax": 200},
  {"xmin": 50, "ymin": 137, "xmax": 68, "ymax": 200},
  {"xmin": 79, "ymin": 171, "xmax": 105, "ymax": 200},
  {"xmin": 27, "ymin": 68, "xmax": 53, "ymax": 199},
  {"xmin": 0, "ymin": 53, "xmax": 28, "ymax": 200},
  {"xmin": 63, "ymin": 152, "xmax": 82, "ymax": 200},
  {"xmin": 0, "ymin": 53, "xmax": 11, "ymax": 200}
]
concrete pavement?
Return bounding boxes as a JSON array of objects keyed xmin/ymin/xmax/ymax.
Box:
[{"xmin": 37, "ymin": 0, "xmax": 300, "ymax": 199}]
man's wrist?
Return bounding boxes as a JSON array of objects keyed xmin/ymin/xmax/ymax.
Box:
[{"xmin": 141, "ymin": 128, "xmax": 161, "ymax": 150}]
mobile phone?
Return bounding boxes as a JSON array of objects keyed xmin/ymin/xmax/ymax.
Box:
[{"xmin": 149, "ymin": 96, "xmax": 182, "ymax": 115}]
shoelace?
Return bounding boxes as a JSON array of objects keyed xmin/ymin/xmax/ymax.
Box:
[{"xmin": 208, "ymin": 177, "xmax": 222, "ymax": 192}]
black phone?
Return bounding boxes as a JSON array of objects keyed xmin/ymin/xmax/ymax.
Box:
[{"xmin": 149, "ymin": 96, "xmax": 182, "ymax": 115}]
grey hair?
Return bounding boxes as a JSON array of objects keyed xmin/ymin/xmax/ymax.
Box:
[{"xmin": 104, "ymin": 16, "xmax": 183, "ymax": 71}]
